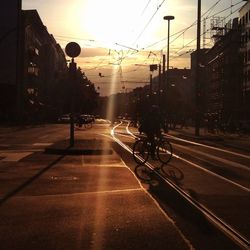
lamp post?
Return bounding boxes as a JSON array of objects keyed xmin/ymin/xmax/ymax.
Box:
[
  {"xmin": 163, "ymin": 15, "xmax": 174, "ymax": 131},
  {"xmin": 163, "ymin": 15, "xmax": 175, "ymax": 91}
]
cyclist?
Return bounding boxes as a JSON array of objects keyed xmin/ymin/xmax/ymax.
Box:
[{"xmin": 139, "ymin": 105, "xmax": 163, "ymax": 159}]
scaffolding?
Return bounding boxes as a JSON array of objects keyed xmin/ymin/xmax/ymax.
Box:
[{"xmin": 210, "ymin": 16, "xmax": 226, "ymax": 42}]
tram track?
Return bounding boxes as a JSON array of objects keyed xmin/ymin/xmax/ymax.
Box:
[{"xmin": 111, "ymin": 121, "xmax": 250, "ymax": 249}]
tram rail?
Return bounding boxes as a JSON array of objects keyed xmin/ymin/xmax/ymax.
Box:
[{"xmin": 111, "ymin": 121, "xmax": 250, "ymax": 249}]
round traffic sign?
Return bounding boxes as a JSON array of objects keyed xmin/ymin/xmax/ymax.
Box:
[{"xmin": 65, "ymin": 42, "xmax": 81, "ymax": 58}]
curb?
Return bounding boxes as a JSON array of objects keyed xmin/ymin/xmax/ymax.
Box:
[{"xmin": 44, "ymin": 147, "xmax": 113, "ymax": 155}]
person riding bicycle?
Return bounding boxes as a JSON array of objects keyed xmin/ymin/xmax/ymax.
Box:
[{"xmin": 139, "ymin": 105, "xmax": 163, "ymax": 159}]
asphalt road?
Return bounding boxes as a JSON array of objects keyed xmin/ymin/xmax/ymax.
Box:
[
  {"xmin": 0, "ymin": 122, "xmax": 249, "ymax": 249},
  {"xmin": 114, "ymin": 121, "xmax": 250, "ymax": 250},
  {"xmin": 0, "ymin": 123, "xmax": 189, "ymax": 250}
]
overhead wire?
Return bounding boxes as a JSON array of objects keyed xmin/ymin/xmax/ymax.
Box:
[
  {"xmin": 144, "ymin": 0, "xmax": 242, "ymax": 51},
  {"xmin": 169, "ymin": 4, "xmax": 243, "ymax": 61},
  {"xmin": 158, "ymin": 1, "xmax": 243, "ymax": 61},
  {"xmin": 52, "ymin": 0, "xmax": 245, "ymax": 85},
  {"xmin": 132, "ymin": 0, "xmax": 166, "ymax": 46},
  {"xmin": 140, "ymin": 0, "xmax": 152, "ymax": 16}
]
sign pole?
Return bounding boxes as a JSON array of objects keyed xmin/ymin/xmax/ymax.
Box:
[
  {"xmin": 65, "ymin": 42, "xmax": 81, "ymax": 147},
  {"xmin": 69, "ymin": 58, "xmax": 76, "ymax": 146}
]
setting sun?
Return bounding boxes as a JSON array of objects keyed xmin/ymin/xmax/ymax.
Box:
[
  {"xmin": 21, "ymin": 0, "xmax": 246, "ymax": 96},
  {"xmin": 78, "ymin": 0, "xmax": 158, "ymax": 49}
]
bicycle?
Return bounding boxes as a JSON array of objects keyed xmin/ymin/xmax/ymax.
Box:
[
  {"xmin": 132, "ymin": 134, "xmax": 173, "ymax": 165},
  {"xmin": 75, "ymin": 115, "xmax": 93, "ymax": 130}
]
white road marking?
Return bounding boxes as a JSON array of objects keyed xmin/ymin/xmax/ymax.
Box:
[
  {"xmin": 175, "ymin": 144, "xmax": 250, "ymax": 172},
  {"xmin": 119, "ymin": 124, "xmax": 250, "ymax": 193},
  {"xmin": 39, "ymin": 135, "xmax": 49, "ymax": 139},
  {"xmin": 0, "ymin": 152, "xmax": 33, "ymax": 162},
  {"xmin": 33, "ymin": 143, "xmax": 53, "ymax": 146},
  {"xmin": 120, "ymin": 158, "xmax": 195, "ymax": 249},
  {"xmin": 173, "ymin": 152, "xmax": 250, "ymax": 193},
  {"xmin": 15, "ymin": 188, "xmax": 143, "ymax": 198},
  {"xmin": 168, "ymin": 134, "xmax": 250, "ymax": 159}
]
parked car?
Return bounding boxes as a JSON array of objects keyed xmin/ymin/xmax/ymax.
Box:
[{"xmin": 57, "ymin": 114, "xmax": 70, "ymax": 123}]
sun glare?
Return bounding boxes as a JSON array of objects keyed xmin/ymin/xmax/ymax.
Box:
[{"xmin": 77, "ymin": 0, "xmax": 154, "ymax": 49}]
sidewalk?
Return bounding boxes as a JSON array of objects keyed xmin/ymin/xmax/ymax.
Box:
[{"xmin": 0, "ymin": 124, "xmax": 190, "ymax": 250}]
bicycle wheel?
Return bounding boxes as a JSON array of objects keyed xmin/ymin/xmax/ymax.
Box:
[
  {"xmin": 157, "ymin": 139, "xmax": 173, "ymax": 164},
  {"xmin": 84, "ymin": 122, "xmax": 92, "ymax": 129},
  {"xmin": 132, "ymin": 139, "xmax": 149, "ymax": 164},
  {"xmin": 74, "ymin": 123, "xmax": 82, "ymax": 129},
  {"xmin": 134, "ymin": 165, "xmax": 152, "ymax": 182}
]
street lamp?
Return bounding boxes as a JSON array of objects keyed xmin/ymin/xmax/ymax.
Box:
[
  {"xmin": 163, "ymin": 15, "xmax": 174, "ymax": 131},
  {"xmin": 163, "ymin": 15, "xmax": 175, "ymax": 91}
]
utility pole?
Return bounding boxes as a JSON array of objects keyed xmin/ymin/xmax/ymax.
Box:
[
  {"xmin": 158, "ymin": 63, "xmax": 161, "ymax": 105},
  {"xmin": 162, "ymin": 54, "xmax": 166, "ymax": 92},
  {"xmin": 149, "ymin": 72, "xmax": 153, "ymax": 96},
  {"xmin": 195, "ymin": 0, "xmax": 201, "ymax": 136},
  {"xmin": 149, "ymin": 64, "xmax": 157, "ymax": 103},
  {"xmin": 16, "ymin": 0, "xmax": 24, "ymax": 123}
]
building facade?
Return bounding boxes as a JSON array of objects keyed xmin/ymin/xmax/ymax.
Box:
[
  {"xmin": 0, "ymin": 6, "xmax": 67, "ymax": 122},
  {"xmin": 239, "ymin": 1, "xmax": 250, "ymax": 122},
  {"xmin": 191, "ymin": 17, "xmax": 244, "ymax": 132},
  {"xmin": 204, "ymin": 18, "xmax": 243, "ymax": 131},
  {"xmin": 23, "ymin": 10, "xmax": 68, "ymax": 122},
  {"xmin": 0, "ymin": 1, "xmax": 21, "ymax": 121}
]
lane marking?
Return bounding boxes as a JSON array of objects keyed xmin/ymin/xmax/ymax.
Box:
[
  {"xmin": 167, "ymin": 134, "xmax": 250, "ymax": 159},
  {"xmin": 13, "ymin": 188, "xmax": 143, "ymax": 198},
  {"xmin": 0, "ymin": 152, "xmax": 33, "ymax": 162},
  {"xmin": 124, "ymin": 124, "xmax": 250, "ymax": 193},
  {"xmin": 175, "ymin": 144, "xmax": 250, "ymax": 172},
  {"xmin": 0, "ymin": 149, "xmax": 42, "ymax": 153},
  {"xmin": 176, "ymin": 154, "xmax": 250, "ymax": 192},
  {"xmin": 33, "ymin": 143, "xmax": 53, "ymax": 146},
  {"xmin": 115, "ymin": 123, "xmax": 250, "ymax": 248}
]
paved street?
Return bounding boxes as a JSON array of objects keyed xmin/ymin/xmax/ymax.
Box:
[
  {"xmin": 0, "ymin": 122, "xmax": 249, "ymax": 249},
  {"xmin": 1, "ymin": 2, "xmax": 250, "ymax": 249},
  {"xmin": 0, "ymin": 123, "xmax": 190, "ymax": 250}
]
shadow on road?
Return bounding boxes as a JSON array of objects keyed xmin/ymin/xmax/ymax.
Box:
[
  {"xmin": 0, "ymin": 152, "xmax": 66, "ymax": 207},
  {"xmin": 0, "ymin": 138, "xmax": 116, "ymax": 206}
]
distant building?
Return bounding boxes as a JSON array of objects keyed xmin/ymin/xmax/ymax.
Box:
[
  {"xmin": 152, "ymin": 67, "xmax": 193, "ymax": 124},
  {"xmin": 190, "ymin": 48, "xmax": 209, "ymax": 122},
  {"xmin": 203, "ymin": 18, "xmax": 243, "ymax": 130},
  {"xmin": 0, "ymin": 5, "xmax": 67, "ymax": 122},
  {"xmin": 190, "ymin": 16, "xmax": 244, "ymax": 132},
  {"xmin": 239, "ymin": 1, "xmax": 250, "ymax": 122}
]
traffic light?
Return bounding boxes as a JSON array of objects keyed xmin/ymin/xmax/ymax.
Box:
[{"xmin": 150, "ymin": 64, "xmax": 158, "ymax": 71}]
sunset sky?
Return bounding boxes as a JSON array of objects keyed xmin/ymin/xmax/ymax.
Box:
[{"xmin": 22, "ymin": 0, "xmax": 246, "ymax": 96}]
